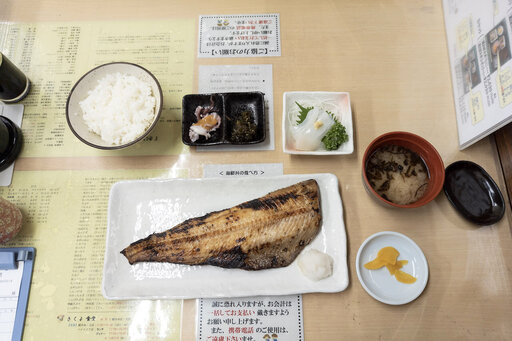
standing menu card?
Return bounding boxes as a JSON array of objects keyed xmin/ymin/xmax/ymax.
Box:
[
  {"xmin": 197, "ymin": 64, "xmax": 275, "ymax": 151},
  {"xmin": 443, "ymin": 0, "xmax": 512, "ymax": 149},
  {"xmin": 198, "ymin": 14, "xmax": 281, "ymax": 58},
  {"xmin": 197, "ymin": 296, "xmax": 304, "ymax": 341}
]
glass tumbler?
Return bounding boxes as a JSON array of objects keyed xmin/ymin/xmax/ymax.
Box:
[{"xmin": 0, "ymin": 52, "xmax": 30, "ymax": 103}]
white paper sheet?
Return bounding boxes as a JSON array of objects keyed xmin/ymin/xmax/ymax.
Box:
[
  {"xmin": 0, "ymin": 261, "xmax": 24, "ymax": 340},
  {"xmin": 203, "ymin": 163, "xmax": 283, "ymax": 178},
  {"xmin": 197, "ymin": 295, "xmax": 303, "ymax": 341},
  {"xmin": 198, "ymin": 14, "xmax": 281, "ymax": 58},
  {"xmin": 197, "ymin": 64, "xmax": 275, "ymax": 151}
]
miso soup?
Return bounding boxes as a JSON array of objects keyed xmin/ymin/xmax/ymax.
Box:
[{"xmin": 365, "ymin": 145, "xmax": 429, "ymax": 205}]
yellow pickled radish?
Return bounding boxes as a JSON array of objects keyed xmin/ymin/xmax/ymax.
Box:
[
  {"xmin": 364, "ymin": 258, "xmax": 386, "ymax": 270},
  {"xmin": 364, "ymin": 246, "xmax": 416, "ymax": 284},
  {"xmin": 395, "ymin": 269, "xmax": 417, "ymax": 284},
  {"xmin": 385, "ymin": 259, "xmax": 408, "ymax": 275},
  {"xmin": 376, "ymin": 246, "xmax": 399, "ymax": 265}
]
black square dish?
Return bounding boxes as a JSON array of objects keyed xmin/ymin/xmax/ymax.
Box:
[{"xmin": 182, "ymin": 92, "xmax": 265, "ymax": 146}]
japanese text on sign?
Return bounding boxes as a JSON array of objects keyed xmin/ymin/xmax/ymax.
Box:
[
  {"xmin": 203, "ymin": 163, "xmax": 283, "ymax": 178},
  {"xmin": 197, "ymin": 296, "xmax": 303, "ymax": 341},
  {"xmin": 198, "ymin": 14, "xmax": 281, "ymax": 58}
]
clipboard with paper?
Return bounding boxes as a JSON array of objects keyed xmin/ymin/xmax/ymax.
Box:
[{"xmin": 0, "ymin": 247, "xmax": 35, "ymax": 341}]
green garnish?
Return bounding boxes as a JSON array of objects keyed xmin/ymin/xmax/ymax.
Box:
[
  {"xmin": 231, "ymin": 110, "xmax": 257, "ymax": 142},
  {"xmin": 321, "ymin": 111, "xmax": 349, "ymax": 150},
  {"xmin": 295, "ymin": 102, "xmax": 314, "ymax": 124}
]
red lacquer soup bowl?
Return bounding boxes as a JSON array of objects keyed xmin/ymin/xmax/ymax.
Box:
[{"xmin": 362, "ymin": 131, "xmax": 445, "ymax": 208}]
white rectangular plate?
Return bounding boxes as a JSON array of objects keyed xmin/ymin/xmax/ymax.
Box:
[{"xmin": 102, "ymin": 174, "xmax": 349, "ymax": 299}]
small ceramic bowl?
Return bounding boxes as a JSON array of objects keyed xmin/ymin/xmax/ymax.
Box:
[
  {"xmin": 66, "ymin": 62, "xmax": 163, "ymax": 149},
  {"xmin": 362, "ymin": 131, "xmax": 445, "ymax": 208}
]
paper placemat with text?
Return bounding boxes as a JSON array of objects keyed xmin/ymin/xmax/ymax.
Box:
[
  {"xmin": 0, "ymin": 20, "xmax": 194, "ymax": 157},
  {"xmin": 0, "ymin": 169, "xmax": 187, "ymax": 340}
]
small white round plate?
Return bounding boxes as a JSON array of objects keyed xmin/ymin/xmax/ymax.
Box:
[{"xmin": 356, "ymin": 231, "xmax": 429, "ymax": 305}]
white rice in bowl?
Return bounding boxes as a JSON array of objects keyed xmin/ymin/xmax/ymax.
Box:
[{"xmin": 79, "ymin": 72, "xmax": 156, "ymax": 145}]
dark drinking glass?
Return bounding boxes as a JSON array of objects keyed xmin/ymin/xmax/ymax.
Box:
[{"xmin": 0, "ymin": 52, "xmax": 30, "ymax": 103}]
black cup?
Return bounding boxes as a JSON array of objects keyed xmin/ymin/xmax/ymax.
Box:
[
  {"xmin": 0, "ymin": 116, "xmax": 22, "ymax": 171},
  {"xmin": 0, "ymin": 52, "xmax": 30, "ymax": 103}
]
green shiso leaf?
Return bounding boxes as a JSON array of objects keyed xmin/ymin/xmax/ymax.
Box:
[{"xmin": 295, "ymin": 102, "xmax": 314, "ymax": 124}]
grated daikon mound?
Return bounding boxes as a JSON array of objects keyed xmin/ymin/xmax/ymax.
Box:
[{"xmin": 297, "ymin": 249, "xmax": 333, "ymax": 281}]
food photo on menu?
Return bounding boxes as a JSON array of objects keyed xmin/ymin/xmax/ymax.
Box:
[
  {"xmin": 460, "ymin": 46, "xmax": 481, "ymax": 94},
  {"xmin": 486, "ymin": 18, "xmax": 511, "ymax": 73},
  {"xmin": 1, "ymin": 1, "xmax": 512, "ymax": 340}
]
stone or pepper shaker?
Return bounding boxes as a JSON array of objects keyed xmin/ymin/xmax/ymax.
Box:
[{"xmin": 0, "ymin": 196, "xmax": 22, "ymax": 243}]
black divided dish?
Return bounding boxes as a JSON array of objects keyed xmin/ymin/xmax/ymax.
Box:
[
  {"xmin": 443, "ymin": 160, "xmax": 505, "ymax": 225},
  {"xmin": 182, "ymin": 92, "xmax": 265, "ymax": 146}
]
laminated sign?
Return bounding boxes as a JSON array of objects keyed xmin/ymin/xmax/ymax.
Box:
[{"xmin": 198, "ymin": 14, "xmax": 281, "ymax": 58}]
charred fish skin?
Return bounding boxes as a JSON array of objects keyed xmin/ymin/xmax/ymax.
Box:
[{"xmin": 121, "ymin": 179, "xmax": 322, "ymax": 270}]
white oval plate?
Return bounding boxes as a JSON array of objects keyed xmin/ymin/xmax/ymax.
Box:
[{"xmin": 356, "ymin": 231, "xmax": 429, "ymax": 305}]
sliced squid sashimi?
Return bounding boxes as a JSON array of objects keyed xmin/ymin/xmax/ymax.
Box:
[{"xmin": 292, "ymin": 108, "xmax": 335, "ymax": 151}]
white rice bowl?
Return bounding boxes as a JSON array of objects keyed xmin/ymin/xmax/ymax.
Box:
[{"xmin": 79, "ymin": 73, "xmax": 156, "ymax": 145}]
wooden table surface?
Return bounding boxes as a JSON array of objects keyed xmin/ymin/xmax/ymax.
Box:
[{"xmin": 2, "ymin": 0, "xmax": 512, "ymax": 340}]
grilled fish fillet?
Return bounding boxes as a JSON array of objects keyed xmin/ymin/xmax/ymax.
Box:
[{"xmin": 121, "ymin": 179, "xmax": 322, "ymax": 270}]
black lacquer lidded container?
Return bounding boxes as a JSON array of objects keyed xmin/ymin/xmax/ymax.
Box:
[{"xmin": 443, "ymin": 160, "xmax": 505, "ymax": 225}]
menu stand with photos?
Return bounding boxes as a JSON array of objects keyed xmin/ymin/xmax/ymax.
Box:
[{"xmin": 443, "ymin": 0, "xmax": 512, "ymax": 149}]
